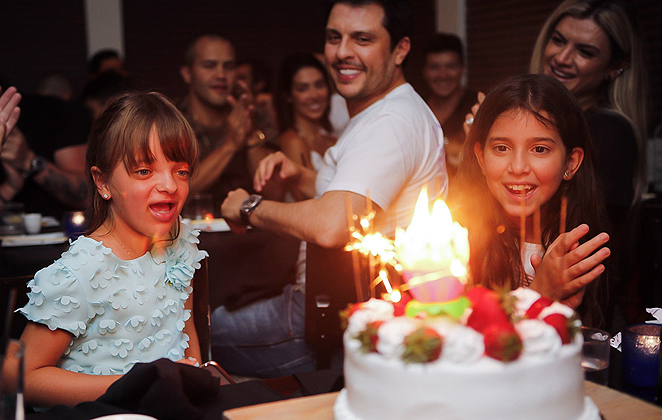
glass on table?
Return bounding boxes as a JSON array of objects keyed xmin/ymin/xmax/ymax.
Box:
[
  {"xmin": 182, "ymin": 193, "xmax": 214, "ymax": 221},
  {"xmin": 621, "ymin": 323, "xmax": 661, "ymax": 402},
  {"xmin": 580, "ymin": 326, "xmax": 610, "ymax": 386},
  {"xmin": 0, "ymin": 203, "xmax": 24, "ymax": 236}
]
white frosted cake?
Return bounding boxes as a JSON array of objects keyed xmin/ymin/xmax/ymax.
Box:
[{"xmin": 334, "ymin": 287, "xmax": 601, "ymax": 420}]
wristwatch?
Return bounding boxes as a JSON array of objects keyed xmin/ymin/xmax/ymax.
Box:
[
  {"xmin": 239, "ymin": 194, "xmax": 263, "ymax": 225},
  {"xmin": 23, "ymin": 156, "xmax": 47, "ymax": 179}
]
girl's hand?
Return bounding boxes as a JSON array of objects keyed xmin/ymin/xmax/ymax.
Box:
[
  {"xmin": 253, "ymin": 151, "xmax": 302, "ymax": 192},
  {"xmin": 530, "ymin": 224, "xmax": 610, "ymax": 308},
  {"xmin": 463, "ymin": 91, "xmax": 485, "ymax": 136},
  {"xmin": 176, "ymin": 357, "xmax": 198, "ymax": 366}
]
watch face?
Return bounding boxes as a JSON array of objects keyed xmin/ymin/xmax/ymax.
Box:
[
  {"xmin": 241, "ymin": 194, "xmax": 263, "ymax": 213},
  {"xmin": 243, "ymin": 195, "xmax": 260, "ymax": 208}
]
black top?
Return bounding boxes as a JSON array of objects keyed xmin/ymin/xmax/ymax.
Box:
[
  {"xmin": 178, "ymin": 100, "xmax": 255, "ymax": 218},
  {"xmin": 442, "ymin": 89, "xmax": 479, "ymax": 146},
  {"xmin": 6, "ymin": 94, "xmax": 91, "ymax": 218},
  {"xmin": 585, "ymin": 107, "xmax": 638, "ymax": 223}
]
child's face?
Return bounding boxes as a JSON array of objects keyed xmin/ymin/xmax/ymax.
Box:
[
  {"xmin": 105, "ymin": 129, "xmax": 190, "ymax": 241},
  {"xmin": 475, "ymin": 109, "xmax": 583, "ymax": 224}
]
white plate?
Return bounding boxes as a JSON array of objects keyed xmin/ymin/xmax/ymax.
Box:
[
  {"xmin": 92, "ymin": 415, "xmax": 157, "ymax": 420},
  {"xmin": 0, "ymin": 232, "xmax": 68, "ymax": 247},
  {"xmin": 186, "ymin": 218, "xmax": 231, "ymax": 232}
]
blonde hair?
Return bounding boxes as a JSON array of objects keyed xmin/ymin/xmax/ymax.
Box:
[{"xmin": 530, "ymin": 0, "xmax": 648, "ymax": 202}]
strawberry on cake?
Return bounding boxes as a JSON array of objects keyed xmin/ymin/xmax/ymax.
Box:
[{"xmin": 334, "ymin": 287, "xmax": 601, "ymax": 420}]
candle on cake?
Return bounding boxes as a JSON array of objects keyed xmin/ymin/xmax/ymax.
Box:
[{"xmin": 394, "ymin": 187, "xmax": 469, "ymax": 303}]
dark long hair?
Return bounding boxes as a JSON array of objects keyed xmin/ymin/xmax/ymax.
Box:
[
  {"xmin": 85, "ymin": 91, "xmax": 199, "ymax": 239},
  {"xmin": 453, "ymin": 74, "xmax": 608, "ymax": 326},
  {"xmin": 275, "ymin": 53, "xmax": 333, "ymax": 134}
]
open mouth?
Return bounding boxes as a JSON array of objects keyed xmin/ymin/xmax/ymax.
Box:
[
  {"xmin": 549, "ymin": 65, "xmax": 574, "ymax": 80},
  {"xmin": 150, "ymin": 202, "xmax": 175, "ymax": 215},
  {"xmin": 505, "ymin": 184, "xmax": 536, "ymax": 197}
]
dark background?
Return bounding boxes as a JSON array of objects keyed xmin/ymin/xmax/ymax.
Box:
[{"xmin": 0, "ymin": 0, "xmax": 660, "ymax": 134}]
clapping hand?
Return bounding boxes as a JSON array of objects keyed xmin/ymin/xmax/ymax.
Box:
[
  {"xmin": 0, "ymin": 86, "xmax": 21, "ymax": 148},
  {"xmin": 530, "ymin": 224, "xmax": 610, "ymax": 308},
  {"xmin": 463, "ymin": 91, "xmax": 485, "ymax": 136},
  {"xmin": 225, "ymin": 80, "xmax": 254, "ymax": 148}
]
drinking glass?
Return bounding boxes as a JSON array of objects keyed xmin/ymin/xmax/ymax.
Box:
[
  {"xmin": 580, "ymin": 326, "xmax": 610, "ymax": 386},
  {"xmin": 182, "ymin": 193, "xmax": 214, "ymax": 220},
  {"xmin": 1, "ymin": 339, "xmax": 25, "ymax": 420},
  {"xmin": 622, "ymin": 324, "xmax": 661, "ymax": 391},
  {"xmin": 0, "ymin": 203, "xmax": 24, "ymax": 236}
]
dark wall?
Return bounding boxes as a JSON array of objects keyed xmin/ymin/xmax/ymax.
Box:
[
  {"xmin": 1, "ymin": 0, "xmax": 435, "ymax": 103},
  {"xmin": 0, "ymin": 1, "xmax": 88, "ymax": 95}
]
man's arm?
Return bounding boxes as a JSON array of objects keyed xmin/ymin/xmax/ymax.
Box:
[
  {"xmin": 1, "ymin": 130, "xmax": 88, "ymax": 208},
  {"xmin": 223, "ymin": 188, "xmax": 377, "ymax": 248},
  {"xmin": 190, "ymin": 87, "xmax": 260, "ymax": 194}
]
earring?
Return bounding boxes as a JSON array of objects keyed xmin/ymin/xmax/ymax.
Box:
[
  {"xmin": 617, "ymin": 68, "xmax": 624, "ymax": 76},
  {"xmin": 103, "ymin": 193, "xmax": 109, "ymax": 199},
  {"xmin": 564, "ymin": 172, "xmax": 570, "ymax": 179}
]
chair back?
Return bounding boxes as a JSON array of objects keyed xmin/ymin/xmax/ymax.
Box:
[
  {"xmin": 1, "ymin": 275, "xmax": 32, "ymax": 356},
  {"xmin": 305, "ymin": 243, "xmax": 370, "ymax": 369},
  {"xmin": 192, "ymin": 259, "xmax": 211, "ymax": 363}
]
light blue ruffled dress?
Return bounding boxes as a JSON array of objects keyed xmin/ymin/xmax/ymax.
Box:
[{"xmin": 18, "ymin": 221, "xmax": 208, "ymax": 375}]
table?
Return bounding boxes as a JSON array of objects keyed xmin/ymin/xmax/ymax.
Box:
[{"xmin": 223, "ymin": 381, "xmax": 662, "ymax": 420}]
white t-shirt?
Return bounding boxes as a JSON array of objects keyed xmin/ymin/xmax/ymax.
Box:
[
  {"xmin": 316, "ymin": 83, "xmax": 447, "ymax": 235},
  {"xmin": 329, "ymin": 93, "xmax": 350, "ymax": 137}
]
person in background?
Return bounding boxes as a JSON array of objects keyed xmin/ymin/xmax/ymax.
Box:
[
  {"xmin": 0, "ymin": 91, "xmax": 90, "ymax": 219},
  {"xmin": 529, "ymin": 0, "xmax": 648, "ymax": 328},
  {"xmin": 0, "ymin": 86, "xmax": 21, "ymax": 212},
  {"xmin": 235, "ymin": 59, "xmax": 280, "ymax": 145},
  {"xmin": 18, "ymin": 91, "xmax": 205, "ymax": 408},
  {"xmin": 422, "ymin": 33, "xmax": 478, "ymax": 180},
  {"xmin": 275, "ymin": 53, "xmax": 336, "ymax": 201},
  {"xmin": 178, "ymin": 33, "xmax": 274, "ymax": 215},
  {"xmin": 81, "ymin": 70, "xmax": 135, "ymax": 121},
  {"xmin": 214, "ymin": 0, "xmax": 446, "ymax": 378},
  {"xmin": 89, "ymin": 49, "xmax": 127, "ymax": 78},
  {"xmin": 35, "ymin": 72, "xmax": 75, "ymax": 102},
  {"xmin": 313, "ymin": 52, "xmax": 350, "ymax": 137}
]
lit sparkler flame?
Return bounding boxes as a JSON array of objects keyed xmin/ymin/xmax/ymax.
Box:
[{"xmin": 344, "ymin": 186, "xmax": 470, "ymax": 303}]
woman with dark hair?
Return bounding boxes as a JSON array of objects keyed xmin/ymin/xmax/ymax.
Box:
[
  {"xmin": 274, "ymin": 53, "xmax": 336, "ymax": 200},
  {"xmin": 454, "ymin": 74, "xmax": 610, "ymax": 326}
]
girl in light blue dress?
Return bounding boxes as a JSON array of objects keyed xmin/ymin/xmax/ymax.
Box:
[{"xmin": 18, "ymin": 91, "xmax": 207, "ymax": 407}]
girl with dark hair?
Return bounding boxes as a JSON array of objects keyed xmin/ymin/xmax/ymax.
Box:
[
  {"xmin": 275, "ymin": 53, "xmax": 336, "ymax": 199},
  {"xmin": 18, "ymin": 91, "xmax": 207, "ymax": 407},
  {"xmin": 454, "ymin": 74, "xmax": 610, "ymax": 326}
]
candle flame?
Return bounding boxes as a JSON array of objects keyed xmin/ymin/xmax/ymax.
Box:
[{"xmin": 394, "ymin": 187, "xmax": 469, "ymax": 283}]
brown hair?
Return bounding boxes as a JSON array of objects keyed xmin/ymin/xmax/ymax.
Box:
[
  {"xmin": 453, "ymin": 74, "xmax": 608, "ymax": 326},
  {"xmin": 85, "ymin": 91, "xmax": 199, "ymax": 238}
]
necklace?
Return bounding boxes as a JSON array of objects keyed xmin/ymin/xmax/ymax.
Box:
[{"xmin": 111, "ymin": 232, "xmax": 134, "ymax": 259}]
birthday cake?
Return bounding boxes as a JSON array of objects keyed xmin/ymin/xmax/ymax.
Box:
[{"xmin": 334, "ymin": 287, "xmax": 601, "ymax": 420}]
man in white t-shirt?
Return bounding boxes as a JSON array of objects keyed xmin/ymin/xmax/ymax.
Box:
[{"xmin": 213, "ymin": 0, "xmax": 447, "ymax": 378}]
